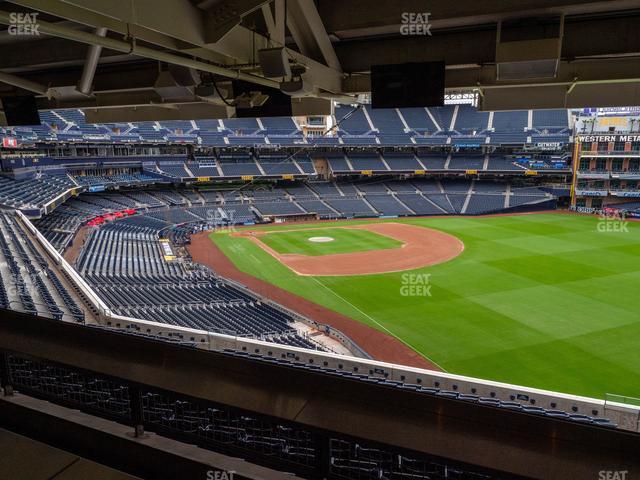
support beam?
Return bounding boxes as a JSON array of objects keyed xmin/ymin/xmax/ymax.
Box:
[
  {"xmin": 7, "ymin": 0, "xmax": 184, "ymax": 50},
  {"xmin": 286, "ymin": 0, "xmax": 342, "ymax": 71},
  {"xmin": 334, "ymin": 14, "xmax": 640, "ymax": 73},
  {"xmin": 201, "ymin": 0, "xmax": 272, "ymax": 43},
  {"xmin": 318, "ymin": 0, "xmax": 640, "ymax": 37},
  {"xmin": 50, "ymin": 0, "xmax": 207, "ymax": 45},
  {"xmin": 6, "ymin": 0, "xmax": 345, "ymax": 94},
  {"xmin": 0, "ymin": 71, "xmax": 58, "ymax": 98},
  {"xmin": 342, "ymin": 57, "xmax": 640, "ymax": 109},
  {"xmin": 261, "ymin": 0, "xmax": 285, "ymax": 46},
  {"xmin": 76, "ymin": 26, "xmax": 107, "ymax": 95},
  {"xmin": 82, "ymin": 103, "xmax": 233, "ymax": 123},
  {"xmin": 0, "ymin": 11, "xmax": 280, "ymax": 89}
]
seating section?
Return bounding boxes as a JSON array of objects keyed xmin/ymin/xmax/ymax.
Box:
[
  {"xmin": 383, "ymin": 154, "xmax": 422, "ymax": 171},
  {"xmin": 157, "ymin": 163, "xmax": 191, "ymax": 178},
  {"xmin": 76, "ymin": 222, "xmax": 323, "ymax": 349},
  {"xmin": 365, "ymin": 195, "xmax": 412, "ymax": 216},
  {"xmin": 453, "ymin": 105, "xmax": 489, "ymax": 134},
  {"xmin": 187, "ymin": 161, "xmax": 220, "ymax": 177},
  {"xmin": 326, "ymin": 155, "xmax": 351, "ymax": 173},
  {"xmin": 296, "ymin": 199, "xmax": 336, "ymax": 218},
  {"xmin": 324, "ymin": 198, "xmax": 376, "ymax": 217},
  {"xmin": 28, "ymin": 179, "xmax": 553, "ymax": 256},
  {"xmin": 448, "ymin": 154, "xmax": 485, "ymax": 171},
  {"xmin": 428, "ymin": 106, "xmax": 454, "ymax": 133},
  {"xmin": 417, "ymin": 154, "xmax": 447, "ymax": 170},
  {"xmin": 0, "ymin": 212, "xmax": 84, "ymax": 321},
  {"xmin": 532, "ymin": 109, "xmax": 569, "ymax": 131},
  {"xmin": 1, "ymin": 106, "xmax": 572, "ymax": 148},
  {"xmin": 401, "ymin": 107, "xmax": 437, "ymax": 133},
  {"xmin": 5, "ymin": 350, "xmax": 618, "ymax": 480},
  {"xmin": 396, "ymin": 194, "xmax": 447, "ymax": 215},
  {"xmin": 348, "ymin": 154, "xmax": 387, "ymax": 171},
  {"xmin": 218, "ymin": 158, "xmax": 261, "ymax": 176},
  {"xmin": 0, "ymin": 174, "xmax": 75, "ymax": 210},
  {"xmin": 334, "ymin": 105, "xmax": 372, "ymax": 134},
  {"xmin": 367, "ymin": 107, "xmax": 405, "ymax": 134},
  {"xmin": 0, "ymin": 152, "xmax": 567, "ymax": 221},
  {"xmin": 465, "ymin": 194, "xmax": 506, "ymax": 214},
  {"xmin": 254, "ymin": 201, "xmax": 305, "ymax": 217}
]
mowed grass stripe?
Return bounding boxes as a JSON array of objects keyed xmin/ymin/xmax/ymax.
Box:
[
  {"xmin": 211, "ymin": 214, "xmax": 640, "ymax": 399},
  {"xmin": 258, "ymin": 227, "xmax": 402, "ymax": 256}
]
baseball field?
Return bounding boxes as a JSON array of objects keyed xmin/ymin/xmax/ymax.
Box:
[{"xmin": 205, "ymin": 213, "xmax": 640, "ymax": 400}]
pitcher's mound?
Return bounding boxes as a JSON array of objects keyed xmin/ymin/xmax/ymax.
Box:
[{"xmin": 308, "ymin": 236, "xmax": 335, "ymax": 243}]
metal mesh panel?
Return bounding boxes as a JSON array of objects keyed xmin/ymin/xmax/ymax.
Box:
[
  {"xmin": 7, "ymin": 355, "xmax": 131, "ymax": 419},
  {"xmin": 141, "ymin": 390, "xmax": 316, "ymax": 467},
  {"xmin": 330, "ymin": 439, "xmax": 494, "ymax": 480}
]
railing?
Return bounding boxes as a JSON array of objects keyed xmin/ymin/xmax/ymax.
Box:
[
  {"xmin": 16, "ymin": 210, "xmax": 111, "ymax": 320},
  {"xmin": 2, "ymin": 345, "xmax": 521, "ymax": 480}
]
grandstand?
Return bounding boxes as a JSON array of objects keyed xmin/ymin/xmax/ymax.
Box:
[
  {"xmin": 1, "ymin": 2, "xmax": 640, "ymax": 477},
  {"xmin": 1, "ymin": 105, "xmax": 573, "ymax": 148}
]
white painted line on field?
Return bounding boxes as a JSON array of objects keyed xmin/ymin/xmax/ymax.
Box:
[{"xmin": 310, "ymin": 276, "xmax": 447, "ymax": 372}]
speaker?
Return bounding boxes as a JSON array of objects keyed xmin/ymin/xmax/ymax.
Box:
[
  {"xmin": 258, "ymin": 47, "xmax": 291, "ymax": 78},
  {"xmin": 371, "ymin": 61, "xmax": 445, "ymax": 109},
  {"xmin": 1, "ymin": 95, "xmax": 41, "ymax": 126}
]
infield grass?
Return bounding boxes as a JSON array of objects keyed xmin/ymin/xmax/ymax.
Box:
[
  {"xmin": 210, "ymin": 213, "xmax": 640, "ymax": 399},
  {"xmin": 257, "ymin": 227, "xmax": 402, "ymax": 256}
]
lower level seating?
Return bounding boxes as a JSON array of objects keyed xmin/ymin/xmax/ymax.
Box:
[{"xmin": 76, "ymin": 222, "xmax": 325, "ymax": 349}]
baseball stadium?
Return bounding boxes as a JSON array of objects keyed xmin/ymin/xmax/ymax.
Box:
[{"xmin": 0, "ymin": 1, "xmax": 639, "ymax": 479}]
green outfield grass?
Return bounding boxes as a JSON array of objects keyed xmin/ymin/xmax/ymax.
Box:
[
  {"xmin": 210, "ymin": 214, "xmax": 640, "ymax": 399},
  {"xmin": 257, "ymin": 227, "xmax": 402, "ymax": 256}
]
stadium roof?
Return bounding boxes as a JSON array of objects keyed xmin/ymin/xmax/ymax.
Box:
[{"xmin": 0, "ymin": 0, "xmax": 639, "ymax": 121}]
